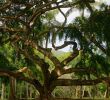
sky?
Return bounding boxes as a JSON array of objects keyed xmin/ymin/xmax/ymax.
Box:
[{"xmin": 56, "ymin": 0, "xmax": 110, "ymax": 23}]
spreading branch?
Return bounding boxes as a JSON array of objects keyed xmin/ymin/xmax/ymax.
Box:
[
  {"xmin": 12, "ymin": 44, "xmax": 51, "ymax": 86},
  {"xmin": 62, "ymin": 67, "xmax": 96, "ymax": 75},
  {"xmin": 51, "ymin": 77, "xmax": 110, "ymax": 87},
  {"xmin": 0, "ymin": 68, "xmax": 42, "ymax": 92}
]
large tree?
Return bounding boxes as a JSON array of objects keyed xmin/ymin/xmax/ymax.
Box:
[{"xmin": 0, "ymin": 0, "xmax": 110, "ymax": 100}]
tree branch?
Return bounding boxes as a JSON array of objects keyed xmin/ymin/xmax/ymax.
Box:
[
  {"xmin": 61, "ymin": 49, "xmax": 79, "ymax": 66},
  {"xmin": 28, "ymin": 0, "xmax": 80, "ymax": 26},
  {"xmin": 62, "ymin": 67, "xmax": 96, "ymax": 75},
  {"xmin": 51, "ymin": 77, "xmax": 110, "ymax": 87},
  {"xmin": 0, "ymin": 69, "xmax": 42, "ymax": 93},
  {"xmin": 53, "ymin": 41, "xmax": 77, "ymax": 50},
  {"xmin": 91, "ymin": 36, "xmax": 107, "ymax": 54},
  {"xmin": 28, "ymin": 0, "xmax": 66, "ymax": 24},
  {"xmin": 13, "ymin": 46, "xmax": 51, "ymax": 86},
  {"xmin": 82, "ymin": 0, "xmax": 95, "ymax": 14}
]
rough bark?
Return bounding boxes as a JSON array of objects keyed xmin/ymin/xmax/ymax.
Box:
[
  {"xmin": 1, "ymin": 81, "xmax": 5, "ymax": 100},
  {"xmin": 39, "ymin": 86, "xmax": 53, "ymax": 100},
  {"xmin": 9, "ymin": 77, "xmax": 16, "ymax": 100}
]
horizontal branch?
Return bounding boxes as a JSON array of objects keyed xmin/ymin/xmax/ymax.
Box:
[
  {"xmin": 0, "ymin": 68, "xmax": 42, "ymax": 92},
  {"xmin": 51, "ymin": 77, "xmax": 110, "ymax": 87},
  {"xmin": 62, "ymin": 67, "xmax": 96, "ymax": 75}
]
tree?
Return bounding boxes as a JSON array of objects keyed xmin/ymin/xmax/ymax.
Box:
[{"xmin": 1, "ymin": 0, "xmax": 110, "ymax": 100}]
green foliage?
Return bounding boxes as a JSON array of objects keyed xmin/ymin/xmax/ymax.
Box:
[
  {"xmin": 98, "ymin": 83, "xmax": 107, "ymax": 93},
  {"xmin": 69, "ymin": 50, "xmax": 82, "ymax": 67},
  {"xmin": 0, "ymin": 53, "xmax": 11, "ymax": 69},
  {"xmin": 54, "ymin": 51, "xmax": 71, "ymax": 61},
  {"xmin": 64, "ymin": 25, "xmax": 82, "ymax": 40},
  {"xmin": 94, "ymin": 54, "xmax": 110, "ymax": 76},
  {"xmin": 44, "ymin": 10, "xmax": 58, "ymax": 21},
  {"xmin": 0, "ymin": 44, "xmax": 17, "ymax": 70}
]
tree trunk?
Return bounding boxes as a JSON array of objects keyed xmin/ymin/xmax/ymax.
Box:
[
  {"xmin": 88, "ymin": 86, "xmax": 92, "ymax": 98},
  {"xmin": 80, "ymin": 85, "xmax": 83, "ymax": 99},
  {"xmin": 9, "ymin": 77, "xmax": 16, "ymax": 100},
  {"xmin": 75, "ymin": 86, "xmax": 81, "ymax": 98},
  {"xmin": 39, "ymin": 87, "xmax": 53, "ymax": 100},
  {"xmin": 39, "ymin": 93, "xmax": 53, "ymax": 100},
  {"xmin": 1, "ymin": 81, "xmax": 5, "ymax": 100},
  {"xmin": 26, "ymin": 83, "xmax": 29, "ymax": 99},
  {"xmin": 105, "ymin": 85, "xmax": 110, "ymax": 98}
]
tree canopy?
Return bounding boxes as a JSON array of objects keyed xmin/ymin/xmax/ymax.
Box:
[{"xmin": 0, "ymin": 0, "xmax": 110, "ymax": 100}]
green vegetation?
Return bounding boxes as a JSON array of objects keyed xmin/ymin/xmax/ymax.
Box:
[{"xmin": 0, "ymin": 0, "xmax": 110, "ymax": 100}]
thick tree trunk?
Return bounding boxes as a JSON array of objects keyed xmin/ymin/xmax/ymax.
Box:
[
  {"xmin": 39, "ymin": 93, "xmax": 53, "ymax": 100},
  {"xmin": 39, "ymin": 87, "xmax": 53, "ymax": 100}
]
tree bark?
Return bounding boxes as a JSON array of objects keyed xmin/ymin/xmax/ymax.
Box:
[
  {"xmin": 39, "ymin": 91, "xmax": 53, "ymax": 100},
  {"xmin": 9, "ymin": 77, "xmax": 16, "ymax": 100},
  {"xmin": 38, "ymin": 85, "xmax": 54, "ymax": 100},
  {"xmin": 26, "ymin": 83, "xmax": 29, "ymax": 99},
  {"xmin": 1, "ymin": 81, "xmax": 5, "ymax": 100},
  {"xmin": 105, "ymin": 85, "xmax": 110, "ymax": 98}
]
